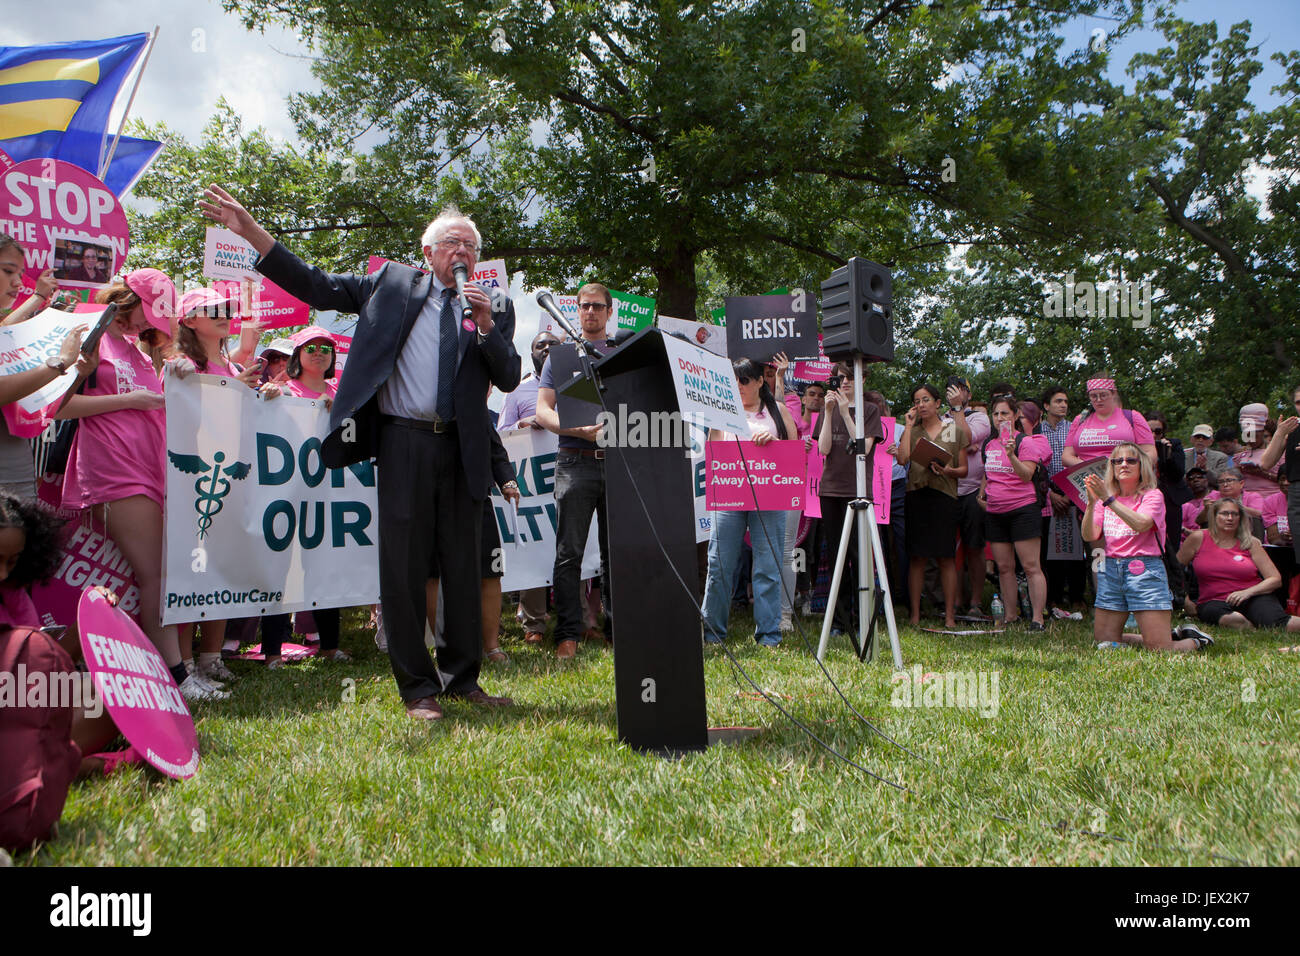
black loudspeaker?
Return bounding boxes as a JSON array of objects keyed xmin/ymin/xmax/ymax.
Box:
[{"xmin": 819, "ymin": 257, "xmax": 893, "ymax": 362}]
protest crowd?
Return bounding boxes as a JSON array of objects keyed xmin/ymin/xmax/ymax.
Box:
[{"xmin": 5, "ymin": 184, "xmax": 1300, "ymax": 854}]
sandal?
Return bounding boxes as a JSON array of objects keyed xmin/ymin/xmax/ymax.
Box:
[
  {"xmin": 485, "ymin": 646, "xmax": 508, "ymax": 664},
  {"xmin": 266, "ymin": 655, "xmax": 286, "ymax": 670},
  {"xmin": 318, "ymin": 648, "xmax": 352, "ymax": 663}
]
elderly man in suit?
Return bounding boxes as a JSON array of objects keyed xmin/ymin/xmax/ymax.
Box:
[
  {"xmin": 1185, "ymin": 423, "xmax": 1230, "ymax": 488},
  {"xmin": 199, "ymin": 185, "xmax": 521, "ymax": 720}
]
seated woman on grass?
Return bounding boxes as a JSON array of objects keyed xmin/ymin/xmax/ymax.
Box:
[{"xmin": 1176, "ymin": 497, "xmax": 1300, "ymax": 634}]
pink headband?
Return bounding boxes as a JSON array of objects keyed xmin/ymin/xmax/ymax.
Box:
[{"xmin": 1087, "ymin": 378, "xmax": 1116, "ymax": 393}]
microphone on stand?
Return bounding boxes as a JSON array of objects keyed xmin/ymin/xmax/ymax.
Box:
[
  {"xmin": 535, "ymin": 288, "xmax": 599, "ymax": 357},
  {"xmin": 452, "ymin": 262, "xmax": 474, "ymax": 322}
]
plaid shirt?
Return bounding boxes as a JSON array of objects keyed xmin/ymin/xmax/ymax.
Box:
[{"xmin": 1037, "ymin": 416, "xmax": 1071, "ymax": 477}]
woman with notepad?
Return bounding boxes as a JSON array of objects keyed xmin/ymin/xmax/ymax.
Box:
[{"xmin": 896, "ymin": 383, "xmax": 969, "ymax": 628}]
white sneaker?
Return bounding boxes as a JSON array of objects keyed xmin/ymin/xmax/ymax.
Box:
[
  {"xmin": 185, "ymin": 659, "xmax": 225, "ymax": 691},
  {"xmin": 779, "ymin": 613, "xmax": 793, "ymax": 633},
  {"xmin": 374, "ymin": 608, "xmax": 388, "ymax": 652},
  {"xmin": 199, "ymin": 657, "xmax": 236, "ymax": 682},
  {"xmin": 179, "ymin": 674, "xmax": 230, "ymax": 701}
]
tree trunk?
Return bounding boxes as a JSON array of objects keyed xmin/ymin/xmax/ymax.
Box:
[{"xmin": 654, "ymin": 247, "xmax": 699, "ymax": 322}]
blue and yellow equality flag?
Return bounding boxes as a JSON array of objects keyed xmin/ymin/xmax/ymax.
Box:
[{"xmin": 0, "ymin": 33, "xmax": 150, "ymax": 180}]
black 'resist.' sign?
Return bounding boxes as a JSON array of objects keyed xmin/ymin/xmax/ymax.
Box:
[{"xmin": 724, "ymin": 293, "xmax": 819, "ymax": 363}]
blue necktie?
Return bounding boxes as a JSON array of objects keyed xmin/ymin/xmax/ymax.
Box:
[{"xmin": 436, "ymin": 289, "xmax": 457, "ymax": 421}]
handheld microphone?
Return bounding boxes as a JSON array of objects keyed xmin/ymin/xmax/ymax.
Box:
[{"xmin": 452, "ymin": 262, "xmax": 473, "ymax": 322}]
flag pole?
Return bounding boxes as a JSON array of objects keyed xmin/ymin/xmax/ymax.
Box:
[{"xmin": 99, "ymin": 26, "xmax": 159, "ymax": 180}]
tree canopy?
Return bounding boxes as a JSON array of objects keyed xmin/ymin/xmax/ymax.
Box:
[{"xmin": 119, "ymin": 2, "xmax": 1300, "ymax": 431}]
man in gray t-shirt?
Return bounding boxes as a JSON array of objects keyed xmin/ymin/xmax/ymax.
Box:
[{"xmin": 535, "ymin": 283, "xmax": 618, "ymax": 658}]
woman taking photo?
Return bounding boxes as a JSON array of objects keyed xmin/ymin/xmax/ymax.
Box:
[
  {"xmin": 55, "ymin": 271, "xmax": 230, "ymax": 699},
  {"xmin": 896, "ymin": 383, "xmax": 968, "ymax": 628},
  {"xmin": 701, "ymin": 358, "xmax": 797, "ymax": 647},
  {"xmin": 1084, "ymin": 442, "xmax": 1211, "ymax": 652},
  {"xmin": 978, "ymin": 396, "xmax": 1050, "ymax": 630},
  {"xmin": 1176, "ymin": 497, "xmax": 1300, "ymax": 633},
  {"xmin": 814, "ymin": 370, "xmax": 885, "ymax": 635}
]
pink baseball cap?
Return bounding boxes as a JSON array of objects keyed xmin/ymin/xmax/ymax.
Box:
[
  {"xmin": 178, "ymin": 286, "xmax": 241, "ymax": 320},
  {"xmin": 123, "ymin": 269, "xmax": 177, "ymax": 335},
  {"xmin": 289, "ymin": 326, "xmax": 337, "ymax": 350}
]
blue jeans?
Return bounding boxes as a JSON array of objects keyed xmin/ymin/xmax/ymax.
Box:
[
  {"xmin": 703, "ymin": 508, "xmax": 786, "ymax": 645},
  {"xmin": 552, "ymin": 451, "xmax": 610, "ymax": 644}
]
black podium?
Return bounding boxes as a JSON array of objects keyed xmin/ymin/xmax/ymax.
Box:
[{"xmin": 555, "ymin": 327, "xmax": 708, "ymax": 754}]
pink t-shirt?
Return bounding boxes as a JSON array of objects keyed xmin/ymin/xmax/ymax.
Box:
[
  {"xmin": 286, "ymin": 378, "xmax": 338, "ymax": 400},
  {"xmin": 1065, "ymin": 408, "xmax": 1153, "ymax": 462},
  {"xmin": 1262, "ymin": 491, "xmax": 1287, "ymax": 531},
  {"xmin": 62, "ymin": 332, "xmax": 167, "ymax": 511},
  {"xmin": 983, "ymin": 432, "xmax": 1050, "ymax": 514},
  {"xmin": 200, "ymin": 354, "xmax": 241, "ymax": 378},
  {"xmin": 1181, "ymin": 497, "xmax": 1209, "ymax": 538},
  {"xmin": 1192, "ymin": 534, "xmax": 1260, "ymax": 604},
  {"xmin": 1231, "ymin": 448, "xmax": 1281, "ymax": 497},
  {"xmin": 0, "ymin": 583, "xmax": 40, "ymax": 629},
  {"xmin": 1101, "ymin": 489, "xmax": 1165, "ymax": 558}
]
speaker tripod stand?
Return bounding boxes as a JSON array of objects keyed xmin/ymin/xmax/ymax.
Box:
[{"xmin": 813, "ymin": 355, "xmax": 903, "ymax": 668}]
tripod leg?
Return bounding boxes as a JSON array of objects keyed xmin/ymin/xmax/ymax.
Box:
[
  {"xmin": 867, "ymin": 509, "xmax": 904, "ymax": 669},
  {"xmin": 817, "ymin": 502, "xmax": 857, "ymax": 662},
  {"xmin": 857, "ymin": 501, "xmax": 875, "ymax": 662}
]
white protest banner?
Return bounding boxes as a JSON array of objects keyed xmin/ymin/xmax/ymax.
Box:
[
  {"xmin": 0, "ymin": 305, "xmax": 96, "ymax": 413},
  {"xmin": 203, "ymin": 226, "xmax": 260, "ymax": 279},
  {"xmin": 658, "ymin": 314, "xmax": 728, "ymax": 357},
  {"xmin": 660, "ymin": 331, "xmax": 748, "ymax": 435},
  {"xmin": 162, "ymin": 374, "xmax": 379, "ymax": 625},
  {"xmin": 490, "ymin": 427, "xmax": 600, "ymax": 591}
]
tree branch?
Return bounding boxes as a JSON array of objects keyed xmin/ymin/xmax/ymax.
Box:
[{"xmin": 1145, "ymin": 175, "xmax": 1248, "ymax": 274}]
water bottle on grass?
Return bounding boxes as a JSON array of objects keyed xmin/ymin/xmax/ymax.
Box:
[{"xmin": 991, "ymin": 593, "xmax": 1004, "ymax": 626}]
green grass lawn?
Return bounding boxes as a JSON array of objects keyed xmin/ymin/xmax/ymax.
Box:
[{"xmin": 20, "ymin": 605, "xmax": 1300, "ymax": 866}]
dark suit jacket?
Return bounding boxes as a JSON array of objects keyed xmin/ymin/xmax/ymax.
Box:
[{"xmin": 257, "ymin": 242, "xmax": 521, "ymax": 499}]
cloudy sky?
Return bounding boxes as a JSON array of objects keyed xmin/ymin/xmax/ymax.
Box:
[{"xmin": 3, "ymin": 0, "xmax": 1297, "ymax": 370}]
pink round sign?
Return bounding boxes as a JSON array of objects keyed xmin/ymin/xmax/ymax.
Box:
[
  {"xmin": 0, "ymin": 156, "xmax": 131, "ymax": 299},
  {"xmin": 77, "ymin": 588, "xmax": 199, "ymax": 779}
]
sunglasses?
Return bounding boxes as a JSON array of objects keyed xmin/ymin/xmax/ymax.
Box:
[
  {"xmin": 1151, "ymin": 428, "xmax": 1164, "ymax": 435},
  {"xmin": 577, "ymin": 302, "xmax": 609, "ymax": 312},
  {"xmin": 302, "ymin": 343, "xmax": 334, "ymax": 354},
  {"xmin": 1109, "ymin": 456, "xmax": 1140, "ymax": 465},
  {"xmin": 736, "ymin": 375, "xmax": 756, "ymax": 385},
  {"xmin": 1219, "ymin": 511, "xmax": 1242, "ymax": 519}
]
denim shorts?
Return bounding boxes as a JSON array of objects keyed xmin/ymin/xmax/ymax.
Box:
[{"xmin": 1095, "ymin": 555, "xmax": 1171, "ymax": 612}]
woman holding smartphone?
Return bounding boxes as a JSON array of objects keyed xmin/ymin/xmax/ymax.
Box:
[{"xmin": 978, "ymin": 396, "xmax": 1051, "ymax": 630}]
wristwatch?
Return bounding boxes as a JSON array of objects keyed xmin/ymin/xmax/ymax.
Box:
[
  {"xmin": 1103, "ymin": 495, "xmax": 1116, "ymax": 508},
  {"xmin": 45, "ymin": 356, "xmax": 67, "ymax": 373}
]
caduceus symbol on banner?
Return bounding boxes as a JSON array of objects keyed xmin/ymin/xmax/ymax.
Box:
[{"xmin": 167, "ymin": 450, "xmax": 252, "ymax": 539}]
